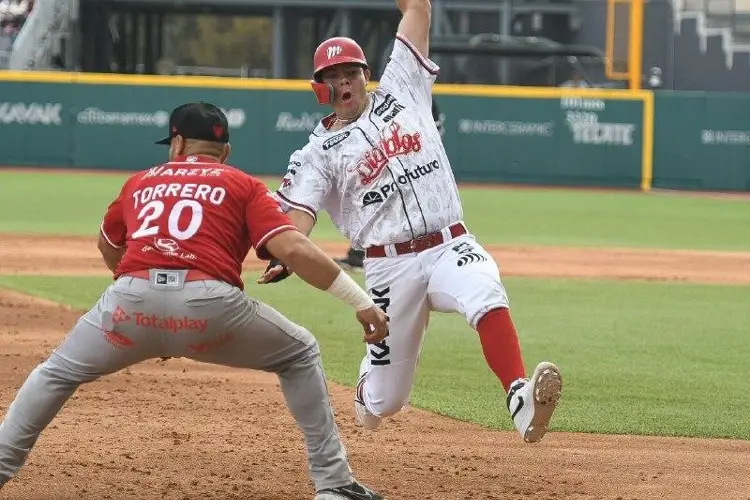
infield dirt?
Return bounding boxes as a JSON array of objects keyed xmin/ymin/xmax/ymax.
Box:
[{"xmin": 1, "ymin": 233, "xmax": 749, "ymax": 500}]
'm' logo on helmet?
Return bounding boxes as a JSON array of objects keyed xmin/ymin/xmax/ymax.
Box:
[
  {"xmin": 311, "ymin": 37, "xmax": 369, "ymax": 105},
  {"xmin": 327, "ymin": 46, "xmax": 343, "ymax": 59}
]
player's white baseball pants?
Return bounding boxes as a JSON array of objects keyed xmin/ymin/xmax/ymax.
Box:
[{"xmin": 358, "ymin": 231, "xmax": 509, "ymax": 417}]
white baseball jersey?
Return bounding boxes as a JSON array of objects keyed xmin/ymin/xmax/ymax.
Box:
[{"xmin": 276, "ymin": 34, "xmax": 463, "ymax": 249}]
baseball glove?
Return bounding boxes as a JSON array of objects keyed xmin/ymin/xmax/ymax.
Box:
[{"xmin": 264, "ymin": 258, "xmax": 291, "ymax": 283}]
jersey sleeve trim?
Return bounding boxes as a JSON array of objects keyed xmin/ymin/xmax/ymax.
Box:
[
  {"xmin": 99, "ymin": 222, "xmax": 125, "ymax": 249},
  {"xmin": 395, "ymin": 33, "xmax": 439, "ymax": 75},
  {"xmin": 275, "ymin": 191, "xmax": 317, "ymax": 220},
  {"xmin": 255, "ymin": 225, "xmax": 298, "ymax": 259}
]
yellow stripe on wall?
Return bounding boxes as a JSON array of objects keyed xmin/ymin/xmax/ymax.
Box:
[
  {"xmin": 0, "ymin": 70, "xmax": 312, "ymax": 90},
  {"xmin": 0, "ymin": 70, "xmax": 650, "ymax": 100}
]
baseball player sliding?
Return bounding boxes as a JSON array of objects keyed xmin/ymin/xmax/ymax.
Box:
[
  {"xmin": 262, "ymin": 0, "xmax": 563, "ymax": 443},
  {"xmin": 0, "ymin": 103, "xmax": 387, "ymax": 500}
]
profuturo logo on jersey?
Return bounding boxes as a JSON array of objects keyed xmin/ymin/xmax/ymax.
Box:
[
  {"xmin": 361, "ymin": 160, "xmax": 439, "ymax": 207},
  {"xmin": 351, "ymin": 121, "xmax": 422, "ymax": 185}
]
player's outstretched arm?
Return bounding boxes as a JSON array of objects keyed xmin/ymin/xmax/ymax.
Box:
[
  {"xmin": 264, "ymin": 230, "xmax": 389, "ymax": 344},
  {"xmin": 396, "ymin": 0, "xmax": 431, "ymax": 58}
]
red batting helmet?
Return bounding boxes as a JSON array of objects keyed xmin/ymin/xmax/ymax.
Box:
[{"xmin": 310, "ymin": 37, "xmax": 369, "ymax": 105}]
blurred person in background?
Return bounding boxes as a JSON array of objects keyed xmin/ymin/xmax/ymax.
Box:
[
  {"xmin": 0, "ymin": 0, "xmax": 32, "ymax": 43},
  {"xmin": 560, "ymin": 68, "xmax": 590, "ymax": 88}
]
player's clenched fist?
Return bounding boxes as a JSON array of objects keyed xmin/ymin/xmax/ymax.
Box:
[{"xmin": 356, "ymin": 306, "xmax": 389, "ymax": 344}]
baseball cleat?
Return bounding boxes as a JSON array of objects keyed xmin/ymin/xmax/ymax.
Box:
[
  {"xmin": 315, "ymin": 480, "xmax": 384, "ymax": 500},
  {"xmin": 354, "ymin": 372, "xmax": 382, "ymax": 430},
  {"xmin": 506, "ymin": 361, "xmax": 563, "ymax": 443}
]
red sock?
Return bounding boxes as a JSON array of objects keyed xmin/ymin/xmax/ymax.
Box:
[{"xmin": 476, "ymin": 308, "xmax": 526, "ymax": 393}]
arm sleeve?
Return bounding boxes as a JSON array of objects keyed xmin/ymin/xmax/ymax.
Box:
[
  {"xmin": 100, "ymin": 180, "xmax": 130, "ymax": 249},
  {"xmin": 246, "ymin": 181, "xmax": 298, "ymax": 260},
  {"xmin": 274, "ymin": 143, "xmax": 333, "ymax": 220},
  {"xmin": 378, "ymin": 34, "xmax": 440, "ymax": 109}
]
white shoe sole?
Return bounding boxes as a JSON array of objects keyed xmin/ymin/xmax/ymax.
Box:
[
  {"xmin": 524, "ymin": 362, "xmax": 563, "ymax": 443},
  {"xmin": 354, "ymin": 400, "xmax": 382, "ymax": 430},
  {"xmin": 354, "ymin": 374, "xmax": 382, "ymax": 430},
  {"xmin": 315, "ymin": 492, "xmax": 353, "ymax": 500},
  {"xmin": 315, "ymin": 486, "xmax": 383, "ymax": 500}
]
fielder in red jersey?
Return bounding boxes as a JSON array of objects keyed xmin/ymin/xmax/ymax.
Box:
[
  {"xmin": 100, "ymin": 152, "xmax": 294, "ymax": 290},
  {"xmin": 0, "ymin": 102, "xmax": 388, "ymax": 500}
]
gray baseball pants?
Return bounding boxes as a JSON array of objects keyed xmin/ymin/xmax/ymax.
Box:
[{"xmin": 0, "ymin": 269, "xmax": 353, "ymax": 492}]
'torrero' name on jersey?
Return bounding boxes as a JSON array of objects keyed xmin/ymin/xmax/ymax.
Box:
[{"xmin": 131, "ymin": 183, "xmax": 227, "ymax": 209}]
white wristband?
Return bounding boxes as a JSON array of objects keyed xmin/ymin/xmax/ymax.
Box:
[{"xmin": 326, "ymin": 270, "xmax": 375, "ymax": 311}]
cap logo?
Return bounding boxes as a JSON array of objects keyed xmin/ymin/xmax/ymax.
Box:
[
  {"xmin": 213, "ymin": 125, "xmax": 224, "ymax": 139},
  {"xmin": 327, "ymin": 45, "xmax": 343, "ymax": 59}
]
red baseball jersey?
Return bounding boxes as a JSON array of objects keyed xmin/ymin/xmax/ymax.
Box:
[{"xmin": 100, "ymin": 154, "xmax": 296, "ymax": 290}]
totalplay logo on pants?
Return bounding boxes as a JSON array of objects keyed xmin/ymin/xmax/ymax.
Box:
[{"xmin": 134, "ymin": 313, "xmax": 208, "ymax": 333}]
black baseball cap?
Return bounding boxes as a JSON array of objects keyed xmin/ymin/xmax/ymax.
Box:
[{"xmin": 155, "ymin": 102, "xmax": 230, "ymax": 145}]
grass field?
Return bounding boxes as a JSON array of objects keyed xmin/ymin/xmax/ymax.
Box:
[
  {"xmin": 0, "ymin": 273, "xmax": 748, "ymax": 439},
  {"xmin": 3, "ymin": 169, "xmax": 750, "ymax": 250},
  {"xmin": 1, "ymin": 169, "xmax": 749, "ymax": 441}
]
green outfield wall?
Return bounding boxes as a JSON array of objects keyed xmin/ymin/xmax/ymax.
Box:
[
  {"xmin": 0, "ymin": 79, "xmax": 320, "ymax": 179},
  {"xmin": 438, "ymin": 92, "xmax": 646, "ymax": 188},
  {"xmin": 0, "ymin": 72, "xmax": 747, "ymax": 191},
  {"xmin": 652, "ymin": 91, "xmax": 750, "ymax": 191}
]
